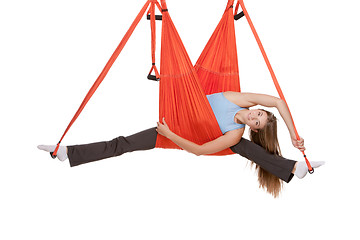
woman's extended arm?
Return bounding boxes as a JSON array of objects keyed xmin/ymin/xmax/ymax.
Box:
[
  {"xmin": 156, "ymin": 118, "xmax": 244, "ymax": 155},
  {"xmin": 228, "ymin": 92, "xmax": 305, "ymax": 151}
]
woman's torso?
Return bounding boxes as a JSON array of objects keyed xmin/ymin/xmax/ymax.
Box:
[{"xmin": 206, "ymin": 92, "xmax": 246, "ymax": 134}]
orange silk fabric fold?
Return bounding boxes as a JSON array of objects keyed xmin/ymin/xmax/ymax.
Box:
[
  {"xmin": 155, "ymin": 0, "xmax": 238, "ymax": 155},
  {"xmin": 195, "ymin": 0, "xmax": 240, "ymax": 95}
]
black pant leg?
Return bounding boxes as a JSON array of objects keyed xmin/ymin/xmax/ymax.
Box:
[
  {"xmin": 67, "ymin": 128, "xmax": 295, "ymax": 183},
  {"xmin": 230, "ymin": 138, "xmax": 296, "ymax": 183},
  {"xmin": 68, "ymin": 127, "xmax": 157, "ymax": 167}
]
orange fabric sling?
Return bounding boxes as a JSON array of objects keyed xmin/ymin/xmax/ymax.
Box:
[
  {"xmin": 154, "ymin": 0, "xmax": 232, "ymax": 155},
  {"xmin": 52, "ymin": 0, "xmax": 313, "ymax": 172}
]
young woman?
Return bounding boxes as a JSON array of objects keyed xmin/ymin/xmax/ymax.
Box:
[{"xmin": 38, "ymin": 91, "xmax": 324, "ymax": 197}]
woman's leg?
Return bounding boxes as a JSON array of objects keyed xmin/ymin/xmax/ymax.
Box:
[
  {"xmin": 68, "ymin": 127, "xmax": 157, "ymax": 167},
  {"xmin": 41, "ymin": 128, "xmax": 300, "ymax": 181},
  {"xmin": 68, "ymin": 129, "xmax": 297, "ymax": 181},
  {"xmin": 230, "ymin": 138, "xmax": 296, "ymax": 183}
]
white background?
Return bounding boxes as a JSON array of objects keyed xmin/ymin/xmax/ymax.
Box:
[{"xmin": 1, "ymin": 0, "xmax": 359, "ymax": 239}]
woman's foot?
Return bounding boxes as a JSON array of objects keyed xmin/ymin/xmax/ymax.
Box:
[
  {"xmin": 37, "ymin": 145, "xmax": 68, "ymax": 161},
  {"xmin": 294, "ymin": 161, "xmax": 325, "ymax": 179}
]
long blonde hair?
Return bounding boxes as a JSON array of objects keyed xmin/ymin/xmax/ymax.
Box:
[{"xmin": 249, "ymin": 109, "xmax": 283, "ymax": 198}]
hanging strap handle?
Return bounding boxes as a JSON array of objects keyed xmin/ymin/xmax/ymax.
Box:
[
  {"xmin": 148, "ymin": 63, "xmax": 160, "ymax": 81},
  {"xmin": 147, "ymin": 14, "xmax": 162, "ymax": 20},
  {"xmin": 146, "ymin": 1, "xmax": 163, "ymax": 20},
  {"xmin": 227, "ymin": 0, "xmax": 243, "ymax": 21},
  {"xmin": 147, "ymin": 0, "xmax": 161, "ymax": 81},
  {"xmin": 238, "ymin": 0, "xmax": 313, "ymax": 173},
  {"xmin": 234, "ymin": 11, "xmax": 244, "ymax": 20}
]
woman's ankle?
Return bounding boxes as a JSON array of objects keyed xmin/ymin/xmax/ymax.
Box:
[{"xmin": 292, "ymin": 162, "xmax": 298, "ymax": 174}]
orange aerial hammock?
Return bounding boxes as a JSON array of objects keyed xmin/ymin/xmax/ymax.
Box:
[
  {"xmin": 154, "ymin": 0, "xmax": 234, "ymax": 155},
  {"xmin": 51, "ymin": 0, "xmax": 313, "ymax": 173}
]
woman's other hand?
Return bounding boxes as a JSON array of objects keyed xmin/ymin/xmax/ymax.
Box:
[
  {"xmin": 156, "ymin": 117, "xmax": 173, "ymax": 138},
  {"xmin": 291, "ymin": 137, "xmax": 306, "ymax": 151}
]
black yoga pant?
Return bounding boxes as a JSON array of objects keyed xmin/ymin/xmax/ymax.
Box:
[{"xmin": 68, "ymin": 127, "xmax": 296, "ymax": 183}]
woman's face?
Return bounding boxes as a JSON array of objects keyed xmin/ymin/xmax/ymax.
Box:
[{"xmin": 246, "ymin": 109, "xmax": 268, "ymax": 132}]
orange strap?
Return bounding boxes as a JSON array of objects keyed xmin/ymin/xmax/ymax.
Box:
[
  {"xmin": 238, "ymin": 0, "xmax": 313, "ymax": 173},
  {"xmin": 234, "ymin": 0, "xmax": 240, "ymax": 15},
  {"xmin": 51, "ymin": 1, "xmax": 152, "ymax": 157}
]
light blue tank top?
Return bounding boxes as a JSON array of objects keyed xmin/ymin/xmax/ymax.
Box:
[{"xmin": 206, "ymin": 92, "xmax": 246, "ymax": 134}]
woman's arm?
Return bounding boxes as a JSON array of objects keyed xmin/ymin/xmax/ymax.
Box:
[
  {"xmin": 156, "ymin": 118, "xmax": 244, "ymax": 155},
  {"xmin": 229, "ymin": 92, "xmax": 305, "ymax": 151}
]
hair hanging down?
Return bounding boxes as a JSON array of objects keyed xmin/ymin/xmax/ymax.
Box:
[{"xmin": 249, "ymin": 110, "xmax": 283, "ymax": 198}]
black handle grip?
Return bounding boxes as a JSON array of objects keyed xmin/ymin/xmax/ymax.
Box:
[
  {"xmin": 147, "ymin": 74, "xmax": 160, "ymax": 81},
  {"xmin": 50, "ymin": 152, "xmax": 57, "ymax": 159},
  {"xmin": 234, "ymin": 11, "xmax": 244, "ymax": 20},
  {"xmin": 147, "ymin": 14, "xmax": 162, "ymax": 21}
]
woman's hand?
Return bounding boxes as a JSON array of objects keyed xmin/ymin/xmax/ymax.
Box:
[
  {"xmin": 156, "ymin": 117, "xmax": 173, "ymax": 138},
  {"xmin": 291, "ymin": 137, "xmax": 306, "ymax": 152}
]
